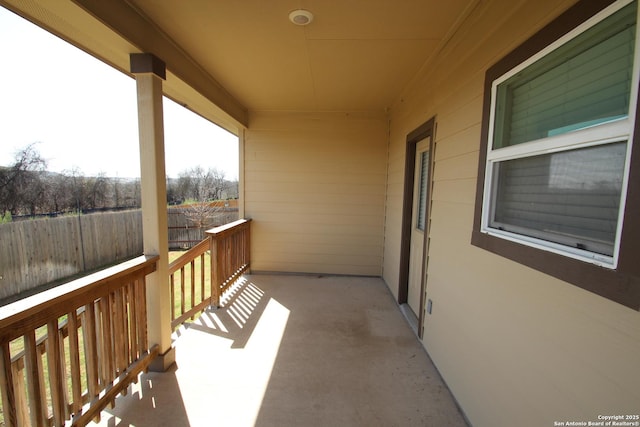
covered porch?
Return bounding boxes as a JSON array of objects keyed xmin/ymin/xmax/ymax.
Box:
[
  {"xmin": 1, "ymin": 0, "xmax": 639, "ymax": 425},
  {"xmin": 95, "ymin": 274, "xmax": 466, "ymax": 427},
  {"xmin": 0, "ymin": 223, "xmax": 466, "ymax": 426}
]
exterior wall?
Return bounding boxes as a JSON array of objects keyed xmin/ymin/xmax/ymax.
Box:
[
  {"xmin": 245, "ymin": 112, "xmax": 388, "ymax": 276},
  {"xmin": 383, "ymin": 0, "xmax": 640, "ymax": 426}
]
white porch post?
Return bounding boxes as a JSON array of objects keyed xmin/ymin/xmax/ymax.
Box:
[{"xmin": 130, "ymin": 53, "xmax": 174, "ymax": 371}]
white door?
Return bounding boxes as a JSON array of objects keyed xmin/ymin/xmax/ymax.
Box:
[{"xmin": 407, "ymin": 137, "xmax": 430, "ymax": 317}]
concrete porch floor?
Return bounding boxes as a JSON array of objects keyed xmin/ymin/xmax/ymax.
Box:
[{"xmin": 94, "ymin": 274, "xmax": 468, "ymax": 426}]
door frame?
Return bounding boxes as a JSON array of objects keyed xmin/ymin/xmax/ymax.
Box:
[{"xmin": 398, "ymin": 117, "xmax": 435, "ymax": 338}]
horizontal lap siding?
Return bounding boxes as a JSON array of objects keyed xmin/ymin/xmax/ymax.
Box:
[
  {"xmin": 384, "ymin": 0, "xmax": 640, "ymax": 426},
  {"xmin": 245, "ymin": 112, "xmax": 387, "ymax": 276}
]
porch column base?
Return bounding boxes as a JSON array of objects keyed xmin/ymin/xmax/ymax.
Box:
[{"xmin": 149, "ymin": 347, "xmax": 176, "ymax": 372}]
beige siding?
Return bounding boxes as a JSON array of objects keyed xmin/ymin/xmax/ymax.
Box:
[
  {"xmin": 245, "ymin": 112, "xmax": 388, "ymax": 276},
  {"xmin": 383, "ymin": 0, "xmax": 640, "ymax": 426}
]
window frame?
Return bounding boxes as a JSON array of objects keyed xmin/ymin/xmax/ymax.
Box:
[{"xmin": 472, "ymin": 0, "xmax": 640, "ymax": 310}]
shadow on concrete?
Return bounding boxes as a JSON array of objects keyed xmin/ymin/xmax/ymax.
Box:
[
  {"xmin": 176, "ymin": 277, "xmax": 270, "ymax": 349},
  {"xmin": 99, "ymin": 365, "xmax": 190, "ymax": 426}
]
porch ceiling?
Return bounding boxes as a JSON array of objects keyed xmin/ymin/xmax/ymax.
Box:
[
  {"xmin": 125, "ymin": 0, "xmax": 475, "ymax": 113},
  {"xmin": 0, "ymin": 0, "xmax": 476, "ymax": 130}
]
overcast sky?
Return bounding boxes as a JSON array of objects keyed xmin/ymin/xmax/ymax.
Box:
[{"xmin": 0, "ymin": 7, "xmax": 239, "ymax": 180}]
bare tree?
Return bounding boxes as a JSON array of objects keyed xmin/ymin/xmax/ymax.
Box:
[
  {"xmin": 66, "ymin": 167, "xmax": 87, "ymax": 212},
  {"xmin": 172, "ymin": 166, "xmax": 227, "ymax": 203},
  {"xmin": 183, "ymin": 201, "xmax": 224, "ymax": 232},
  {"xmin": 127, "ymin": 179, "xmax": 141, "ymax": 208},
  {"xmin": 173, "ymin": 167, "xmax": 226, "ymax": 235},
  {"xmin": 0, "ymin": 144, "xmax": 148, "ymax": 218},
  {"xmin": 0, "ymin": 143, "xmax": 47, "ymax": 215},
  {"xmin": 223, "ymin": 178, "xmax": 239, "ymax": 199},
  {"xmin": 0, "ymin": 145, "xmax": 235, "ymax": 218},
  {"xmin": 113, "ymin": 178, "xmax": 121, "ymax": 207},
  {"xmin": 86, "ymin": 173, "xmax": 109, "ymax": 209},
  {"xmin": 175, "ymin": 171, "xmax": 194, "ymax": 202},
  {"xmin": 41, "ymin": 173, "xmax": 65, "ymax": 213},
  {"xmin": 207, "ymin": 168, "xmax": 226, "ymax": 200}
]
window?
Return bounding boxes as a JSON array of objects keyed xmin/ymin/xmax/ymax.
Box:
[
  {"xmin": 417, "ymin": 150, "xmax": 429, "ymax": 231},
  {"xmin": 472, "ymin": 0, "xmax": 640, "ymax": 309}
]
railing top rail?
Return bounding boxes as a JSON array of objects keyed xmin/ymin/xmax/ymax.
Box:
[
  {"xmin": 206, "ymin": 218, "xmax": 251, "ymax": 239},
  {"xmin": 168, "ymin": 238, "xmax": 210, "ymax": 274},
  {"xmin": 0, "ymin": 254, "xmax": 158, "ymax": 341}
]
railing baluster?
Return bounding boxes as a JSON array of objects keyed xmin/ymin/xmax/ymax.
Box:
[
  {"xmin": 136, "ymin": 278, "xmax": 149, "ymax": 354},
  {"xmin": 200, "ymin": 253, "xmax": 205, "ymax": 300},
  {"xmin": 234, "ymin": 232, "xmax": 240, "ymax": 275},
  {"xmin": 117, "ymin": 286, "xmax": 130, "ymax": 397},
  {"xmin": 0, "ymin": 341, "xmax": 17, "ymax": 427},
  {"xmin": 246, "ymin": 222, "xmax": 251, "ymax": 273},
  {"xmin": 37, "ymin": 350, "xmax": 48, "ymax": 423},
  {"xmin": 10, "ymin": 359, "xmax": 28, "ymax": 426},
  {"xmin": 46, "ymin": 319, "xmax": 65, "ymax": 427},
  {"xmin": 99, "ymin": 296, "xmax": 114, "ymax": 386},
  {"xmin": 219, "ymin": 238, "xmax": 225, "ymax": 288},
  {"xmin": 113, "ymin": 289, "xmax": 124, "ymax": 376},
  {"xmin": 128, "ymin": 281, "xmax": 139, "ymax": 363},
  {"xmin": 123, "ymin": 282, "xmax": 132, "ymax": 371},
  {"xmin": 190, "ymin": 260, "xmax": 196, "ymax": 320},
  {"xmin": 211, "ymin": 234, "xmax": 222, "ymax": 307},
  {"xmin": 68, "ymin": 311, "xmax": 83, "ymax": 416},
  {"xmin": 93, "ymin": 299, "xmax": 103, "ymax": 389},
  {"xmin": 122, "ymin": 288, "xmax": 130, "ymax": 373},
  {"xmin": 83, "ymin": 302, "xmax": 100, "ymax": 401},
  {"xmin": 24, "ymin": 330, "xmax": 47, "ymax": 427},
  {"xmin": 105, "ymin": 292, "xmax": 116, "ymax": 410},
  {"xmin": 58, "ymin": 325, "xmax": 71, "ymax": 421},
  {"xmin": 228, "ymin": 236, "xmax": 233, "ymax": 278},
  {"xmin": 222, "ymin": 238, "xmax": 227, "ymax": 293},
  {"xmin": 170, "ymin": 273, "xmax": 175, "ymax": 324},
  {"xmin": 123, "ymin": 284, "xmax": 132, "ymax": 368},
  {"xmin": 223, "ymin": 238, "xmax": 229, "ymax": 282},
  {"xmin": 180, "ymin": 266, "xmax": 186, "ymax": 317}
]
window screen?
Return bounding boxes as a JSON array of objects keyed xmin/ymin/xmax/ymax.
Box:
[{"xmin": 490, "ymin": 142, "xmax": 627, "ymax": 256}]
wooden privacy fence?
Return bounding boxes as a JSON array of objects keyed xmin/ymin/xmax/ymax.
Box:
[
  {"xmin": 0, "ymin": 210, "xmax": 143, "ymax": 300},
  {"xmin": 167, "ymin": 206, "xmax": 238, "ymax": 249},
  {"xmin": 0, "ymin": 206, "xmax": 240, "ymax": 301},
  {"xmin": 0, "ymin": 255, "xmax": 158, "ymax": 427},
  {"xmin": 169, "ymin": 219, "xmax": 251, "ymax": 329}
]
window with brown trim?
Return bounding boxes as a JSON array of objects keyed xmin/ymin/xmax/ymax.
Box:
[{"xmin": 472, "ymin": 0, "xmax": 640, "ymax": 310}]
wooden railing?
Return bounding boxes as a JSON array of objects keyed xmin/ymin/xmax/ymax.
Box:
[
  {"xmin": 169, "ymin": 238, "xmax": 212, "ymax": 329},
  {"xmin": 209, "ymin": 219, "xmax": 251, "ymax": 306},
  {"xmin": 0, "ymin": 255, "xmax": 159, "ymax": 427},
  {"xmin": 169, "ymin": 219, "xmax": 251, "ymax": 329}
]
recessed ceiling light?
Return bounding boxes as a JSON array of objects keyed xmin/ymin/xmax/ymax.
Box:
[{"xmin": 289, "ymin": 9, "xmax": 314, "ymax": 26}]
